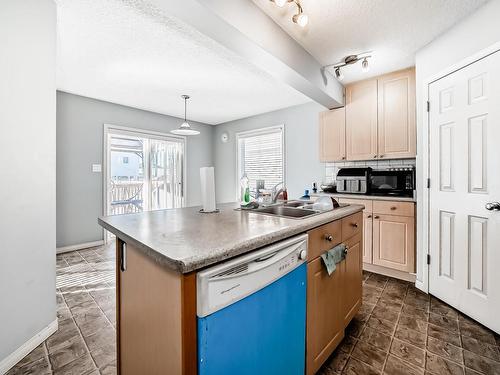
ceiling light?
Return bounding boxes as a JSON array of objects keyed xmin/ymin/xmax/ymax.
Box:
[
  {"xmin": 335, "ymin": 67, "xmax": 344, "ymax": 81},
  {"xmin": 171, "ymin": 95, "xmax": 200, "ymax": 136},
  {"xmin": 361, "ymin": 58, "xmax": 370, "ymax": 72},
  {"xmin": 292, "ymin": 12, "xmax": 308, "ymax": 27}
]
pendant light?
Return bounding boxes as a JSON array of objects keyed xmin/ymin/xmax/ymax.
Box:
[{"xmin": 171, "ymin": 95, "xmax": 200, "ymax": 136}]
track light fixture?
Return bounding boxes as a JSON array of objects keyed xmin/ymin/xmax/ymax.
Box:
[
  {"xmin": 335, "ymin": 67, "xmax": 344, "ymax": 81},
  {"xmin": 324, "ymin": 52, "xmax": 373, "ymax": 81},
  {"xmin": 270, "ymin": 0, "xmax": 308, "ymax": 28}
]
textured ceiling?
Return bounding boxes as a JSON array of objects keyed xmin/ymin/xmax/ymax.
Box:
[
  {"xmin": 253, "ymin": 0, "xmax": 489, "ymax": 83},
  {"xmin": 55, "ymin": 0, "xmax": 311, "ymax": 125}
]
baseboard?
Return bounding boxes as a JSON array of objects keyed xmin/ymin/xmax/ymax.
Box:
[
  {"xmin": 0, "ymin": 319, "xmax": 58, "ymax": 374},
  {"xmin": 56, "ymin": 240, "xmax": 104, "ymax": 254},
  {"xmin": 363, "ymin": 263, "xmax": 417, "ymax": 283}
]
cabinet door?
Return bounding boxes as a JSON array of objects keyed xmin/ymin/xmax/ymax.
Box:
[
  {"xmin": 377, "ymin": 68, "xmax": 416, "ymax": 159},
  {"xmin": 319, "ymin": 108, "xmax": 345, "ymax": 161},
  {"xmin": 363, "ymin": 213, "xmax": 373, "ymax": 264},
  {"xmin": 346, "ymin": 79, "xmax": 378, "ymax": 160},
  {"xmin": 372, "ymin": 214, "xmax": 415, "ymax": 272},
  {"xmin": 118, "ymin": 241, "xmax": 196, "ymax": 375},
  {"xmin": 306, "ymin": 257, "xmax": 344, "ymax": 375},
  {"xmin": 341, "ymin": 234, "xmax": 363, "ymax": 326}
]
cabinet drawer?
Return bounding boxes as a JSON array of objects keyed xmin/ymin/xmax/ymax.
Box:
[
  {"xmin": 342, "ymin": 212, "xmax": 363, "ymax": 241},
  {"xmin": 373, "ymin": 201, "xmax": 414, "ymax": 217},
  {"xmin": 307, "ymin": 221, "xmax": 342, "ymax": 261},
  {"xmin": 337, "ymin": 198, "xmax": 373, "ymax": 213}
]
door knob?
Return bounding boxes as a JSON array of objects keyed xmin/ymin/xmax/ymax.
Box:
[{"xmin": 485, "ymin": 202, "xmax": 500, "ymax": 211}]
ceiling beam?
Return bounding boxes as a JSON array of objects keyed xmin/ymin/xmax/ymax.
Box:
[{"xmin": 146, "ymin": 0, "xmax": 344, "ymax": 109}]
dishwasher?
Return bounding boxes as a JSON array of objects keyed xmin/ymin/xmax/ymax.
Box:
[{"xmin": 197, "ymin": 234, "xmax": 308, "ymax": 375}]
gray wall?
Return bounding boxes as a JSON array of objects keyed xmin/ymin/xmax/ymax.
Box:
[
  {"xmin": 414, "ymin": 0, "xmax": 500, "ymax": 286},
  {"xmin": 0, "ymin": 0, "xmax": 57, "ymax": 364},
  {"xmin": 213, "ymin": 101, "xmax": 326, "ymax": 203},
  {"xmin": 57, "ymin": 92, "xmax": 214, "ymax": 248}
]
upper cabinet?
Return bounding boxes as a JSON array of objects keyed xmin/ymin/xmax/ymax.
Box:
[
  {"xmin": 319, "ymin": 68, "xmax": 416, "ymax": 162},
  {"xmin": 346, "ymin": 79, "xmax": 378, "ymax": 161},
  {"xmin": 319, "ymin": 107, "xmax": 346, "ymax": 162},
  {"xmin": 377, "ymin": 68, "xmax": 416, "ymax": 159}
]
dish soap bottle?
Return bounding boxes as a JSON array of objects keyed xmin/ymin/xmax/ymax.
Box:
[{"xmin": 240, "ymin": 173, "xmax": 251, "ymax": 204}]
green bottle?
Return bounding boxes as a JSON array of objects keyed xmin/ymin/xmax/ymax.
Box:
[{"xmin": 240, "ymin": 173, "xmax": 250, "ymax": 204}]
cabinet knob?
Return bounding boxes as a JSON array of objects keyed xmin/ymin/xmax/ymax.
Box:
[
  {"xmin": 350, "ymin": 223, "xmax": 358, "ymax": 228},
  {"xmin": 373, "ymin": 155, "xmax": 377, "ymax": 158},
  {"xmin": 390, "ymin": 206, "xmax": 397, "ymax": 210},
  {"xmin": 325, "ymin": 234, "xmax": 333, "ymax": 242},
  {"xmin": 342, "ymin": 156, "xmax": 346, "ymax": 160},
  {"xmin": 374, "ymin": 215, "xmax": 380, "ymax": 219},
  {"xmin": 367, "ymin": 215, "xmax": 372, "ymax": 218},
  {"xmin": 344, "ymin": 247, "xmax": 349, "ymax": 255},
  {"xmin": 379, "ymin": 154, "xmax": 384, "ymax": 158}
]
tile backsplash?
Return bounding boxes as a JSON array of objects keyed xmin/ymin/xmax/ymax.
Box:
[{"xmin": 324, "ymin": 158, "xmax": 416, "ymax": 183}]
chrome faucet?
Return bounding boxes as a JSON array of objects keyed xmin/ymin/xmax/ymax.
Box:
[{"xmin": 271, "ymin": 182, "xmax": 284, "ymax": 203}]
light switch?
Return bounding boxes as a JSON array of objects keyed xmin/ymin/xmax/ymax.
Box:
[{"xmin": 92, "ymin": 164, "xmax": 102, "ymax": 173}]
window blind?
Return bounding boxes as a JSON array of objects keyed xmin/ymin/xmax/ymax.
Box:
[{"xmin": 237, "ymin": 127, "xmax": 284, "ymax": 193}]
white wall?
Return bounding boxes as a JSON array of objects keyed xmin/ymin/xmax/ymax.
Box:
[
  {"xmin": 57, "ymin": 92, "xmax": 214, "ymax": 248},
  {"xmin": 0, "ymin": 0, "xmax": 57, "ymax": 366},
  {"xmin": 213, "ymin": 101, "xmax": 327, "ymax": 203},
  {"xmin": 415, "ymin": 0, "xmax": 500, "ymax": 287}
]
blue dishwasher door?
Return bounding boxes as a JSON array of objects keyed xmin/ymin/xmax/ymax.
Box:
[{"xmin": 197, "ymin": 263, "xmax": 306, "ymax": 375}]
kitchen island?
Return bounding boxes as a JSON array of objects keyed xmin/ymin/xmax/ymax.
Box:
[{"xmin": 98, "ymin": 202, "xmax": 364, "ymax": 375}]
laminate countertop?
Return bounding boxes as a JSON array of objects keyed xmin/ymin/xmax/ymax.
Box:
[
  {"xmin": 312, "ymin": 192, "xmax": 416, "ymax": 203},
  {"xmin": 98, "ymin": 202, "xmax": 364, "ymax": 274}
]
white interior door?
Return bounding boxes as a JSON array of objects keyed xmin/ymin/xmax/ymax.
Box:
[{"xmin": 428, "ymin": 50, "xmax": 500, "ymax": 333}]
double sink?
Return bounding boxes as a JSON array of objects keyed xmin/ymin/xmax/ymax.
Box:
[{"xmin": 249, "ymin": 200, "xmax": 322, "ymax": 219}]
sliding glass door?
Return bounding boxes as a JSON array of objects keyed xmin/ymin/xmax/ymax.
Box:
[{"xmin": 105, "ymin": 127, "xmax": 185, "ymax": 220}]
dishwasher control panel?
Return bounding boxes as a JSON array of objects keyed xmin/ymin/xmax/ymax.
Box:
[{"xmin": 196, "ymin": 234, "xmax": 308, "ymax": 317}]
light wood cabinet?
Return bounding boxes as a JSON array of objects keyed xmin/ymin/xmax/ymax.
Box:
[
  {"xmin": 338, "ymin": 198, "xmax": 415, "ymax": 276},
  {"xmin": 345, "ymin": 79, "xmax": 378, "ymax": 160},
  {"xmin": 117, "ymin": 240, "xmax": 197, "ymax": 375},
  {"xmin": 319, "ymin": 107, "xmax": 346, "ymax": 162},
  {"xmin": 320, "ymin": 68, "xmax": 416, "ymax": 162},
  {"xmin": 363, "ymin": 212, "xmax": 373, "ymax": 264},
  {"xmin": 306, "ymin": 257, "xmax": 344, "ymax": 375},
  {"xmin": 372, "ymin": 214, "xmax": 415, "ymax": 272},
  {"xmin": 306, "ymin": 213, "xmax": 363, "ymax": 375},
  {"xmin": 340, "ymin": 234, "xmax": 363, "ymax": 327},
  {"xmin": 377, "ymin": 68, "xmax": 416, "ymax": 159}
]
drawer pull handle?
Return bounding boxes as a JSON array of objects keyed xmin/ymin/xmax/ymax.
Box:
[
  {"xmin": 374, "ymin": 215, "xmax": 380, "ymax": 219},
  {"xmin": 350, "ymin": 223, "xmax": 358, "ymax": 228},
  {"xmin": 325, "ymin": 234, "xmax": 333, "ymax": 242},
  {"xmin": 390, "ymin": 206, "xmax": 397, "ymax": 210}
]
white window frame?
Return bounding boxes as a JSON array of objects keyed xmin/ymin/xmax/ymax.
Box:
[
  {"xmin": 235, "ymin": 124, "xmax": 286, "ymax": 200},
  {"xmin": 102, "ymin": 124, "xmax": 187, "ymax": 242}
]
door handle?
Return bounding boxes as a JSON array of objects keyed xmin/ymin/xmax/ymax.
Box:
[
  {"xmin": 485, "ymin": 202, "xmax": 500, "ymax": 211},
  {"xmin": 120, "ymin": 242, "xmax": 127, "ymax": 272}
]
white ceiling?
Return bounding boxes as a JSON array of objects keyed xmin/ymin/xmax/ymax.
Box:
[
  {"xmin": 55, "ymin": 0, "xmax": 311, "ymax": 125},
  {"xmin": 253, "ymin": 0, "xmax": 489, "ymax": 83}
]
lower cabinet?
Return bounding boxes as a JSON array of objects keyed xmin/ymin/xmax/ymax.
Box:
[
  {"xmin": 372, "ymin": 214, "xmax": 415, "ymax": 272},
  {"xmin": 306, "ymin": 257, "xmax": 344, "ymax": 375},
  {"xmin": 306, "ymin": 213, "xmax": 363, "ymax": 375},
  {"xmin": 340, "ymin": 234, "xmax": 363, "ymax": 327}
]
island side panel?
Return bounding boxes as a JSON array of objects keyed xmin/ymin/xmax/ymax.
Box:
[{"xmin": 116, "ymin": 239, "xmax": 197, "ymax": 375}]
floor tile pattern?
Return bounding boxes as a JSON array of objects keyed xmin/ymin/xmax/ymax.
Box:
[
  {"xmin": 318, "ymin": 272, "xmax": 500, "ymax": 375},
  {"xmin": 6, "ymin": 244, "xmax": 500, "ymax": 374},
  {"xmin": 6, "ymin": 244, "xmax": 117, "ymax": 375}
]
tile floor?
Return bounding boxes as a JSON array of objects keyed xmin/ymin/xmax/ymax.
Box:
[{"xmin": 7, "ymin": 243, "xmax": 500, "ymax": 374}]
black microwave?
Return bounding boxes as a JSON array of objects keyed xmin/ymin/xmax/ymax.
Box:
[{"xmin": 369, "ymin": 167, "xmax": 415, "ymax": 197}]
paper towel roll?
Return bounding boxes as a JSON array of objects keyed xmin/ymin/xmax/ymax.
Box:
[{"xmin": 200, "ymin": 167, "xmax": 216, "ymax": 212}]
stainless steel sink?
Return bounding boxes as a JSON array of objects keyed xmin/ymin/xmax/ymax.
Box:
[
  {"xmin": 282, "ymin": 200, "xmax": 307, "ymax": 208},
  {"xmin": 254, "ymin": 205, "xmax": 320, "ymax": 219}
]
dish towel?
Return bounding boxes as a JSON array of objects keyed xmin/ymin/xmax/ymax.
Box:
[{"xmin": 320, "ymin": 243, "xmax": 347, "ymax": 276}]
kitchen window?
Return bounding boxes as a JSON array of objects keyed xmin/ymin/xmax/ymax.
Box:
[{"xmin": 236, "ymin": 125, "xmax": 285, "ymax": 198}]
